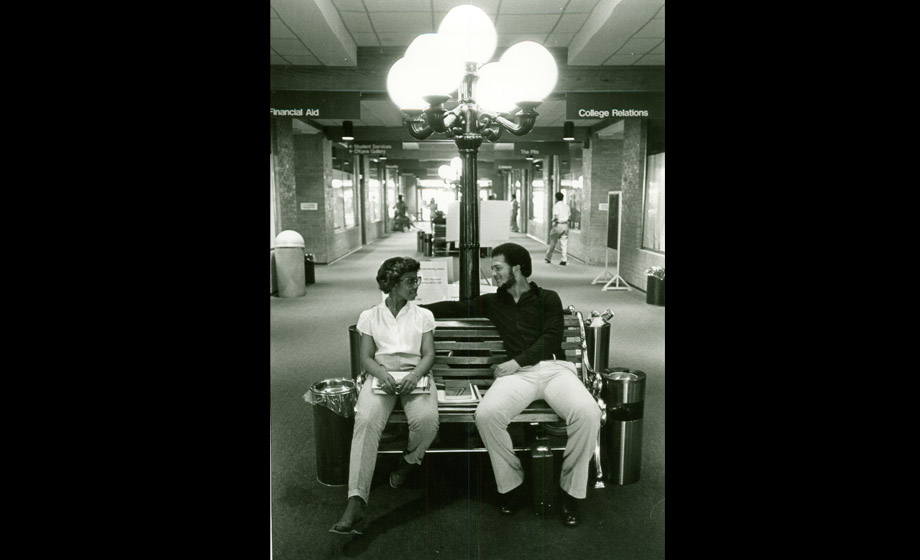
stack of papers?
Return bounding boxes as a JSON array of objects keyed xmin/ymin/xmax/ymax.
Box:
[{"xmin": 373, "ymin": 372, "xmax": 430, "ymax": 394}]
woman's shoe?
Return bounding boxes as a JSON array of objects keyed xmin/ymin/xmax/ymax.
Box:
[
  {"xmin": 329, "ymin": 515, "xmax": 366, "ymax": 535},
  {"xmin": 329, "ymin": 498, "xmax": 367, "ymax": 535}
]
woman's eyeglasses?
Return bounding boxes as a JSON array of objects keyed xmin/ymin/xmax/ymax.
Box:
[{"xmin": 402, "ymin": 277, "xmax": 422, "ymax": 287}]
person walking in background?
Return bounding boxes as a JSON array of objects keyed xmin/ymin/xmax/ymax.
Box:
[
  {"xmin": 544, "ymin": 192, "xmax": 570, "ymax": 266},
  {"xmin": 510, "ymin": 194, "xmax": 519, "ymax": 232},
  {"xmin": 427, "ymin": 197, "xmax": 438, "ymax": 222}
]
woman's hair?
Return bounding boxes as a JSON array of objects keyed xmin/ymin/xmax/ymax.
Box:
[
  {"xmin": 492, "ymin": 242, "xmax": 532, "ymax": 278},
  {"xmin": 555, "ymin": 191, "xmax": 564, "ymax": 201},
  {"xmin": 376, "ymin": 256, "xmax": 420, "ymax": 293}
]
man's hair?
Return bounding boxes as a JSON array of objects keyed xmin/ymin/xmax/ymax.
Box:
[
  {"xmin": 555, "ymin": 192, "xmax": 564, "ymax": 201},
  {"xmin": 376, "ymin": 256, "xmax": 420, "ymax": 293},
  {"xmin": 492, "ymin": 243, "xmax": 532, "ymax": 278}
]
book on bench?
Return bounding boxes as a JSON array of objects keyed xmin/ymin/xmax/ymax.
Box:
[
  {"xmin": 437, "ymin": 382, "xmax": 481, "ymax": 404},
  {"xmin": 372, "ymin": 372, "xmax": 430, "ymax": 394}
]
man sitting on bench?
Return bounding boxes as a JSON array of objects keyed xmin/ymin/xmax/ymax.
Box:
[{"xmin": 421, "ymin": 242, "xmax": 601, "ymax": 527}]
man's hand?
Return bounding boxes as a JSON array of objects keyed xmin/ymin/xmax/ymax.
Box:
[{"xmin": 493, "ymin": 359, "xmax": 521, "ymax": 378}]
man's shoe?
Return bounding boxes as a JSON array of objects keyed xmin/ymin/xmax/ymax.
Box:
[
  {"xmin": 560, "ymin": 261, "xmax": 567, "ymax": 266},
  {"xmin": 389, "ymin": 457, "xmax": 417, "ymax": 489},
  {"xmin": 560, "ymin": 492, "xmax": 579, "ymax": 527},
  {"xmin": 544, "ymin": 258, "xmax": 551, "ymax": 264},
  {"xmin": 499, "ymin": 486, "xmax": 524, "ymax": 516}
]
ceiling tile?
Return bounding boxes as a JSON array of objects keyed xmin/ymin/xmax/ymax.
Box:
[
  {"xmin": 616, "ymin": 37, "xmax": 663, "ymax": 56},
  {"xmin": 351, "ymin": 33, "xmax": 380, "ymax": 47},
  {"xmin": 649, "ymin": 40, "xmax": 664, "ymax": 55},
  {"xmin": 270, "ymin": 19, "xmax": 296, "ymax": 39},
  {"xmin": 340, "ymin": 11, "xmax": 374, "ymax": 33},
  {"xmin": 331, "ymin": 0, "xmax": 366, "ymax": 11},
  {"xmin": 433, "ymin": 0, "xmax": 500, "ymax": 14},
  {"xmin": 544, "ymin": 33, "xmax": 575, "ymax": 47},
  {"xmin": 497, "ymin": 33, "xmax": 549, "ymax": 47},
  {"xmin": 655, "ymin": 5, "xmax": 664, "ymax": 18},
  {"xmin": 377, "ymin": 32, "xmax": 422, "ymax": 47},
  {"xmin": 635, "ymin": 18, "xmax": 664, "ymax": 37},
  {"xmin": 604, "ymin": 54, "xmax": 642, "ymax": 65},
  {"xmin": 284, "ymin": 54, "xmax": 322, "ymax": 65},
  {"xmin": 270, "ymin": 51, "xmax": 288, "ymax": 64},
  {"xmin": 565, "ymin": 0, "xmax": 602, "ymax": 12},
  {"xmin": 553, "ymin": 12, "xmax": 590, "ymax": 33},
  {"xmin": 500, "ymin": 0, "xmax": 568, "ymax": 15},
  {"xmin": 636, "ymin": 54, "xmax": 664, "ymax": 65},
  {"xmin": 370, "ymin": 12, "xmax": 434, "ymax": 33},
  {"xmin": 495, "ymin": 14, "xmax": 560, "ymax": 33},
  {"xmin": 270, "ymin": 6, "xmax": 279, "ymax": 18},
  {"xmin": 271, "ymin": 38, "xmax": 312, "ymax": 56},
  {"xmin": 363, "ymin": 0, "xmax": 430, "ymax": 11}
]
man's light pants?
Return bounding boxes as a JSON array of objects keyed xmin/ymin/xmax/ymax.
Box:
[
  {"xmin": 545, "ymin": 224, "xmax": 569, "ymax": 263},
  {"xmin": 475, "ymin": 360, "xmax": 601, "ymax": 499}
]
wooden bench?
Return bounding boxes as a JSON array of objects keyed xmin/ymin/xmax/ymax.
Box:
[{"xmin": 351, "ymin": 307, "xmax": 607, "ymax": 486}]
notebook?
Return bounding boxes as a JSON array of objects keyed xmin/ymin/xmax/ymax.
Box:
[{"xmin": 372, "ymin": 372, "xmax": 430, "ymax": 394}]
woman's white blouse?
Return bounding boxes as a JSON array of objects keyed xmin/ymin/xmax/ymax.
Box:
[{"xmin": 356, "ymin": 300, "xmax": 436, "ymax": 359}]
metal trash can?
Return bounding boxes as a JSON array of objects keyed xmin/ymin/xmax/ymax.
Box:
[
  {"xmin": 273, "ymin": 230, "xmax": 306, "ymax": 298},
  {"xmin": 303, "ymin": 378, "xmax": 357, "ymax": 486},
  {"xmin": 600, "ymin": 368, "xmax": 646, "ymax": 485},
  {"xmin": 424, "ymin": 233, "xmax": 433, "ymax": 257},
  {"xmin": 304, "ymin": 253, "xmax": 315, "ymax": 285},
  {"xmin": 585, "ymin": 322, "xmax": 611, "ymax": 372}
]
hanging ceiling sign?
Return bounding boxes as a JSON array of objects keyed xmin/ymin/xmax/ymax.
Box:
[
  {"xmin": 269, "ymin": 91, "xmax": 361, "ymax": 119},
  {"xmin": 514, "ymin": 142, "xmax": 570, "ymax": 158},
  {"xmin": 566, "ymin": 92, "xmax": 664, "ymax": 120},
  {"xmin": 352, "ymin": 142, "xmax": 394, "ymax": 155}
]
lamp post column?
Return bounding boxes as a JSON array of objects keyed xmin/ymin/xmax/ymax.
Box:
[{"xmin": 455, "ymin": 133, "xmax": 482, "ymax": 304}]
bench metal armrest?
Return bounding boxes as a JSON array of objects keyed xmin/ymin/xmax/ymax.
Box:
[{"xmin": 570, "ymin": 307, "xmax": 607, "ymax": 426}]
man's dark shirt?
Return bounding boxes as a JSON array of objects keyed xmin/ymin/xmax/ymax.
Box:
[{"xmin": 421, "ymin": 281, "xmax": 565, "ymax": 368}]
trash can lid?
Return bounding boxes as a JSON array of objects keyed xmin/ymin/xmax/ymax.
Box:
[
  {"xmin": 607, "ymin": 372, "xmax": 640, "ymax": 382},
  {"xmin": 274, "ymin": 230, "xmax": 305, "ymax": 248},
  {"xmin": 311, "ymin": 378, "xmax": 355, "ymax": 395}
]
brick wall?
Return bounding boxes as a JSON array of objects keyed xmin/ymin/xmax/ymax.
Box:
[
  {"xmin": 293, "ymin": 134, "xmax": 333, "ymax": 262},
  {"xmin": 620, "ymin": 119, "xmax": 665, "ymax": 290},
  {"xmin": 576, "ymin": 138, "xmax": 624, "ymax": 265},
  {"xmin": 272, "ymin": 119, "xmax": 299, "ymax": 243}
]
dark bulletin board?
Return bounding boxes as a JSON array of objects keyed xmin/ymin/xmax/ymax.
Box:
[{"xmin": 607, "ymin": 192, "xmax": 621, "ymax": 250}]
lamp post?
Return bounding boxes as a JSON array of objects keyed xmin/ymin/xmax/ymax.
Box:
[{"xmin": 387, "ymin": 4, "xmax": 557, "ymax": 303}]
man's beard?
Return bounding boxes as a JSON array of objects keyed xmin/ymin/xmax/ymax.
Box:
[{"xmin": 499, "ymin": 275, "xmax": 517, "ymax": 291}]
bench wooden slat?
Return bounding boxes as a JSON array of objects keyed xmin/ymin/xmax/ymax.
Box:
[
  {"xmin": 435, "ymin": 340, "xmax": 506, "ymax": 350},
  {"xmin": 434, "ymin": 330, "xmax": 502, "ymax": 338},
  {"xmin": 436, "ymin": 356, "xmax": 505, "ymax": 365}
]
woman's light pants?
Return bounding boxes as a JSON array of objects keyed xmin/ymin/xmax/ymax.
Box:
[{"xmin": 347, "ymin": 358, "xmax": 438, "ymax": 505}]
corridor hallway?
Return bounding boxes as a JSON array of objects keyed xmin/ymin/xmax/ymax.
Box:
[{"xmin": 270, "ymin": 230, "xmax": 665, "ymax": 559}]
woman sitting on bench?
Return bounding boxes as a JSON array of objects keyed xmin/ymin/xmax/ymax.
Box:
[{"xmin": 330, "ymin": 256, "xmax": 439, "ymax": 535}]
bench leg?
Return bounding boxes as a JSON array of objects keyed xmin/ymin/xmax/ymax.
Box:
[{"xmin": 593, "ymin": 431, "xmax": 605, "ymax": 488}]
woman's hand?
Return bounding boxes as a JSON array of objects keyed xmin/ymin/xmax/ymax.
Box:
[
  {"xmin": 396, "ymin": 372, "xmax": 421, "ymax": 395},
  {"xmin": 377, "ymin": 371, "xmax": 398, "ymax": 395}
]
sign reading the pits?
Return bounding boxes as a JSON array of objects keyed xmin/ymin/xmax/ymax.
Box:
[
  {"xmin": 566, "ymin": 92, "xmax": 665, "ymax": 120},
  {"xmin": 514, "ymin": 142, "xmax": 570, "ymax": 158},
  {"xmin": 269, "ymin": 91, "xmax": 361, "ymax": 119}
]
